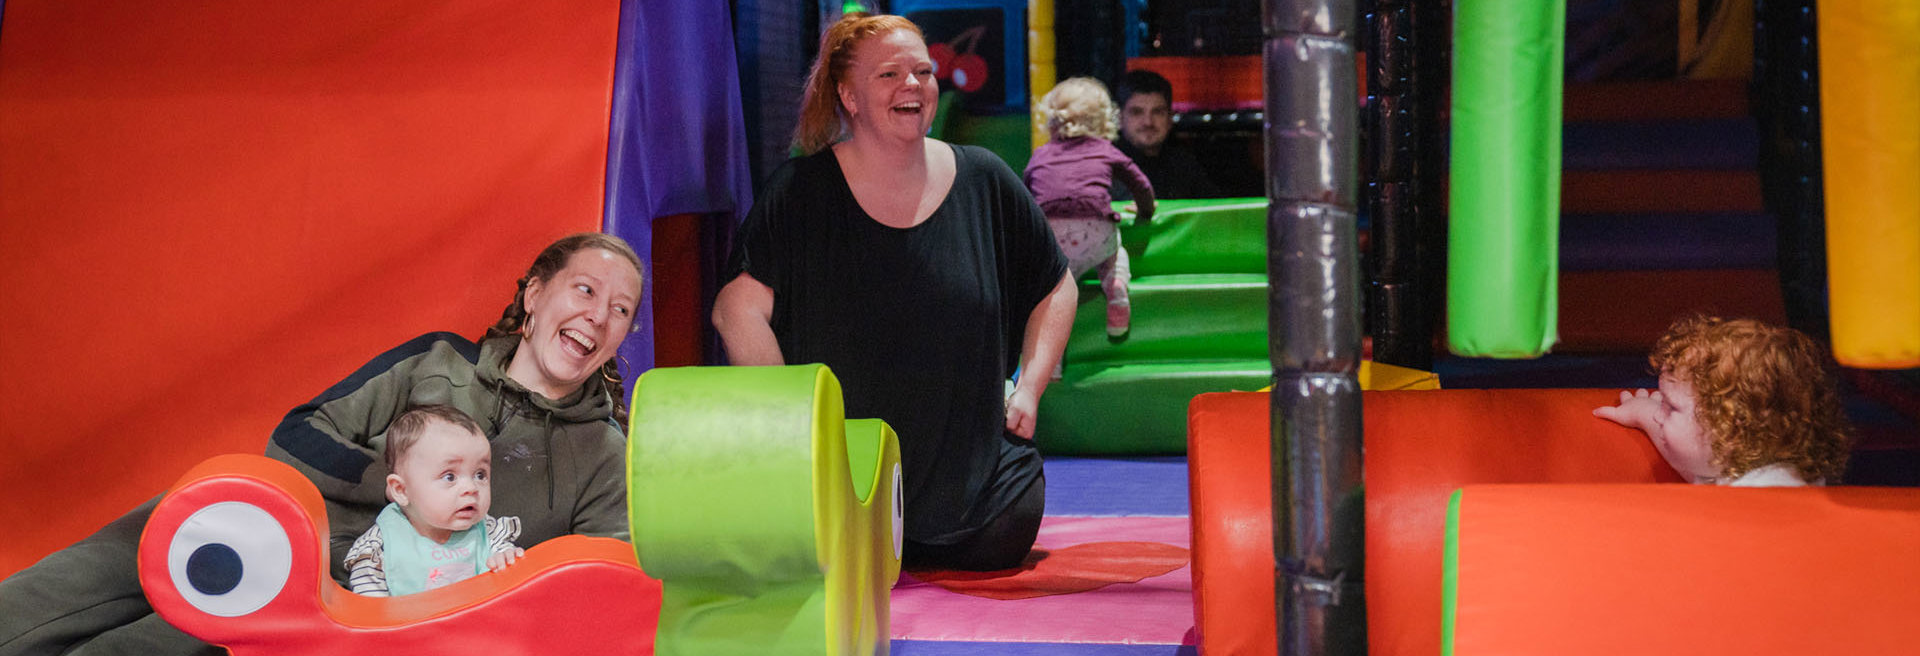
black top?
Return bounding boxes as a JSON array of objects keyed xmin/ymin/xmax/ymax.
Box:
[
  {"xmin": 728, "ymin": 143, "xmax": 1067, "ymax": 544},
  {"xmin": 1113, "ymin": 138, "xmax": 1225, "ymax": 200}
]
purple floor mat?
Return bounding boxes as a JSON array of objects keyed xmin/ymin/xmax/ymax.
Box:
[{"xmin": 1044, "ymin": 456, "xmax": 1189, "ymax": 516}]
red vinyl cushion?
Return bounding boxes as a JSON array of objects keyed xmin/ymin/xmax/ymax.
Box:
[
  {"xmin": 1449, "ymin": 484, "xmax": 1920, "ymax": 655},
  {"xmin": 1188, "ymin": 389, "xmax": 1683, "ymax": 656},
  {"xmin": 139, "ymin": 455, "xmax": 661, "ymax": 654}
]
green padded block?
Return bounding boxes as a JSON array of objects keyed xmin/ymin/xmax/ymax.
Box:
[
  {"xmin": 629, "ymin": 364, "xmax": 902, "ymax": 656},
  {"xmin": 949, "ymin": 113, "xmax": 1032, "ymax": 172},
  {"xmin": 1114, "ymin": 198, "xmax": 1269, "ymax": 277},
  {"xmin": 1036, "ymin": 360, "xmax": 1272, "ymax": 455},
  {"xmin": 1064, "ymin": 273, "xmax": 1270, "ymax": 366},
  {"xmin": 1447, "ymin": 0, "xmax": 1564, "ymax": 358}
]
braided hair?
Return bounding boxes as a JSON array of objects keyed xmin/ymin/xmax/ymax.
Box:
[{"xmin": 484, "ymin": 233, "xmax": 645, "ymax": 428}]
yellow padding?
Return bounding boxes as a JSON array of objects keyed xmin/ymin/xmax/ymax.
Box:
[{"xmin": 1820, "ymin": 0, "xmax": 1920, "ymax": 368}]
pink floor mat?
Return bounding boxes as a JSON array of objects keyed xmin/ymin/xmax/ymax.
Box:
[{"xmin": 891, "ymin": 516, "xmax": 1196, "ymax": 645}]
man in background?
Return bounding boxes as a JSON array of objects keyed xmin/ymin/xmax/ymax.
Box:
[{"xmin": 1112, "ymin": 69, "xmax": 1223, "ymax": 200}]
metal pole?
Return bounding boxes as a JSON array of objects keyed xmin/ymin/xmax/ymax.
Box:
[
  {"xmin": 1363, "ymin": 0, "xmax": 1438, "ymax": 370},
  {"xmin": 1263, "ymin": 0, "xmax": 1365, "ymax": 654},
  {"xmin": 1754, "ymin": 0, "xmax": 1829, "ymax": 345}
]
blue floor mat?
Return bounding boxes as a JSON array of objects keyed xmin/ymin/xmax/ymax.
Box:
[{"xmin": 1044, "ymin": 456, "xmax": 1190, "ymax": 516}]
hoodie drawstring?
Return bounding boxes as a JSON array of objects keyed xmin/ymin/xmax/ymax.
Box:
[
  {"xmin": 490, "ymin": 378, "xmax": 555, "ymax": 511},
  {"xmin": 544, "ymin": 412, "xmax": 556, "ymax": 511}
]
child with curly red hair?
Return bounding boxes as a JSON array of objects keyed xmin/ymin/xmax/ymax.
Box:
[{"xmin": 1595, "ymin": 316, "xmax": 1852, "ymax": 486}]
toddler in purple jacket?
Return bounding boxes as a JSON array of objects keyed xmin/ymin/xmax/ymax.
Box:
[{"xmin": 1024, "ymin": 76, "xmax": 1155, "ymax": 340}]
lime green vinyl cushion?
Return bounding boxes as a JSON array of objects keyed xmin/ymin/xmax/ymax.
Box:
[{"xmin": 628, "ymin": 364, "xmax": 902, "ymax": 656}]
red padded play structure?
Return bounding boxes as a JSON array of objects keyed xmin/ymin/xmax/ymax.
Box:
[
  {"xmin": 1188, "ymin": 389, "xmax": 1687, "ymax": 656},
  {"xmin": 139, "ymin": 454, "xmax": 661, "ymax": 655},
  {"xmin": 1446, "ymin": 483, "xmax": 1920, "ymax": 655},
  {"xmin": 0, "ymin": 1, "xmax": 618, "ymax": 577}
]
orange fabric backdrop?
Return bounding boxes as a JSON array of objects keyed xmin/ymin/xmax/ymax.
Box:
[{"xmin": 0, "ymin": 1, "xmax": 620, "ymax": 576}]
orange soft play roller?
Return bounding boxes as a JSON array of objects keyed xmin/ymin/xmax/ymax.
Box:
[
  {"xmin": 1819, "ymin": 0, "xmax": 1920, "ymax": 368},
  {"xmin": 1445, "ymin": 484, "xmax": 1920, "ymax": 655},
  {"xmin": 1188, "ymin": 388, "xmax": 1679, "ymax": 656}
]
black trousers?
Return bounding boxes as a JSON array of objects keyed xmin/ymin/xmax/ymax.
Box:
[
  {"xmin": 901, "ymin": 472, "xmax": 1046, "ymax": 572},
  {"xmin": 0, "ymin": 497, "xmax": 221, "ymax": 656}
]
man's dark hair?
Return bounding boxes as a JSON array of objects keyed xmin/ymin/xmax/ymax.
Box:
[{"xmin": 1115, "ymin": 69, "xmax": 1175, "ymax": 107}]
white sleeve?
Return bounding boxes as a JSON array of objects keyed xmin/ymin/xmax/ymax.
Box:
[
  {"xmin": 343, "ymin": 524, "xmax": 390, "ymax": 597},
  {"xmin": 485, "ymin": 515, "xmax": 523, "ymax": 554}
]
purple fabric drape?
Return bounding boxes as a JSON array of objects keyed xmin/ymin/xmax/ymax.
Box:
[{"xmin": 603, "ymin": 0, "xmax": 755, "ymax": 378}]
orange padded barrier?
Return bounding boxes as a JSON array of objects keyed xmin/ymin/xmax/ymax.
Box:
[
  {"xmin": 141, "ymin": 455, "xmax": 660, "ymax": 654},
  {"xmin": 1189, "ymin": 389, "xmax": 1683, "ymax": 656},
  {"xmin": 1448, "ymin": 484, "xmax": 1920, "ymax": 655},
  {"xmin": 0, "ymin": 1, "xmax": 618, "ymax": 575}
]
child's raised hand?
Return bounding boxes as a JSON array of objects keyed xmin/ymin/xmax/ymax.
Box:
[
  {"xmin": 1594, "ymin": 388, "xmax": 1665, "ymax": 440},
  {"xmin": 487, "ymin": 546, "xmax": 526, "ymax": 572}
]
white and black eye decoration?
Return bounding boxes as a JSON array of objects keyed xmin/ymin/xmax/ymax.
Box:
[
  {"xmin": 891, "ymin": 463, "xmax": 904, "ymax": 562},
  {"xmin": 166, "ymin": 501, "xmax": 293, "ymax": 617}
]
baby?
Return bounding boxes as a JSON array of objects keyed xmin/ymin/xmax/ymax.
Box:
[
  {"xmin": 344, "ymin": 404, "xmax": 524, "ymax": 596},
  {"xmin": 1024, "ymin": 76, "xmax": 1155, "ymax": 339},
  {"xmin": 1595, "ymin": 316, "xmax": 1852, "ymax": 486}
]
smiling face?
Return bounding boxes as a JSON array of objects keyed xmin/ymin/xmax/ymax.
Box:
[
  {"xmin": 837, "ymin": 28, "xmax": 938, "ymax": 145},
  {"xmin": 1654, "ymin": 371, "xmax": 1718, "ymax": 482},
  {"xmin": 507, "ymin": 247, "xmax": 643, "ymax": 400},
  {"xmin": 387, "ymin": 420, "xmax": 492, "ymax": 543},
  {"xmin": 1120, "ymin": 91, "xmax": 1171, "ymax": 155}
]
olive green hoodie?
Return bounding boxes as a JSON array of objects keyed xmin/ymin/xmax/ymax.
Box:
[{"xmin": 265, "ymin": 332, "xmax": 628, "ymax": 584}]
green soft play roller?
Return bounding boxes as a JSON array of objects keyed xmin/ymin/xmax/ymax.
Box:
[
  {"xmin": 628, "ymin": 364, "xmax": 903, "ymax": 656},
  {"xmin": 1447, "ymin": 0, "xmax": 1564, "ymax": 358}
]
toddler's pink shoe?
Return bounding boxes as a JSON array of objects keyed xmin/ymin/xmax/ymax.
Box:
[{"xmin": 1106, "ymin": 300, "xmax": 1130, "ymax": 338}]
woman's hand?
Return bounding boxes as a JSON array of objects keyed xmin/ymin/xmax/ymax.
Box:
[
  {"xmin": 487, "ymin": 546, "xmax": 526, "ymax": 572},
  {"xmin": 1005, "ymin": 386, "xmax": 1039, "ymax": 439}
]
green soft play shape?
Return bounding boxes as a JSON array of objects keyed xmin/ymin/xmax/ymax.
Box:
[
  {"xmin": 1447, "ymin": 0, "xmax": 1563, "ymax": 358},
  {"xmin": 1064, "ymin": 273, "xmax": 1269, "ymax": 366},
  {"xmin": 1442, "ymin": 488, "xmax": 1463, "ymax": 656},
  {"xmin": 628, "ymin": 364, "xmax": 902, "ymax": 656},
  {"xmin": 1036, "ymin": 360, "xmax": 1272, "ymax": 455},
  {"xmin": 1114, "ymin": 198, "xmax": 1269, "ymax": 277}
]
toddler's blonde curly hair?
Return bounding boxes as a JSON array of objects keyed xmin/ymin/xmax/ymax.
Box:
[{"xmin": 1035, "ymin": 77, "xmax": 1119, "ymax": 141}]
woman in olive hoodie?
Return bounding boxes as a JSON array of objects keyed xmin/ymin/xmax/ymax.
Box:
[{"xmin": 0, "ymin": 233, "xmax": 644, "ymax": 656}]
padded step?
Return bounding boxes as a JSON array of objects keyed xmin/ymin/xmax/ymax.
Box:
[
  {"xmin": 1562, "ymin": 169, "xmax": 1762, "ymax": 214},
  {"xmin": 1561, "ymin": 212, "xmax": 1775, "ymax": 271},
  {"xmin": 1064, "ymin": 273, "xmax": 1269, "ymax": 366},
  {"xmin": 1557, "ymin": 269, "xmax": 1787, "ymax": 353},
  {"xmin": 1562, "ymin": 118, "xmax": 1758, "ymax": 171},
  {"xmin": 1036, "ymin": 360, "xmax": 1271, "ymax": 455},
  {"xmin": 1117, "ymin": 198, "xmax": 1269, "ymax": 277}
]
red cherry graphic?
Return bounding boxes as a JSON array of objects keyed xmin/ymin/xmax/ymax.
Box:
[
  {"xmin": 928, "ymin": 42, "xmax": 957, "ymax": 81},
  {"xmin": 951, "ymin": 52, "xmax": 988, "ymax": 93}
]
